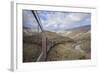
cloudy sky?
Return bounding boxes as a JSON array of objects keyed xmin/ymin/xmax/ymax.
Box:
[{"xmin": 23, "ymin": 10, "xmax": 91, "ymax": 32}]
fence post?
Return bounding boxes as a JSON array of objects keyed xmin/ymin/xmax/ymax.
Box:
[{"xmin": 41, "ymin": 33, "xmax": 47, "ymax": 61}]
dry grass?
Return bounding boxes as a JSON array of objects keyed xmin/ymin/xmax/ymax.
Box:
[
  {"xmin": 23, "ymin": 43, "xmax": 41, "ymax": 62},
  {"xmin": 23, "ymin": 27, "xmax": 91, "ymax": 62},
  {"xmin": 47, "ymin": 42, "xmax": 87, "ymax": 61},
  {"xmin": 73, "ymin": 31, "xmax": 91, "ymax": 59}
]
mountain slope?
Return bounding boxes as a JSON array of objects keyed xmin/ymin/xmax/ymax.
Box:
[{"xmin": 23, "ymin": 27, "xmax": 90, "ymax": 62}]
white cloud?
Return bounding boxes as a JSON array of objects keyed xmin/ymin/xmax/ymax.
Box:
[
  {"xmin": 39, "ymin": 12, "xmax": 90, "ymax": 31},
  {"xmin": 23, "ymin": 10, "xmax": 90, "ymax": 31},
  {"xmin": 66, "ymin": 13, "xmax": 88, "ymax": 21}
]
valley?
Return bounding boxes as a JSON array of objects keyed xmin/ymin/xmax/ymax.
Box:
[{"xmin": 23, "ymin": 25, "xmax": 91, "ymax": 62}]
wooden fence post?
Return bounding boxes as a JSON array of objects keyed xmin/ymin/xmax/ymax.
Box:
[{"xmin": 41, "ymin": 33, "xmax": 47, "ymax": 61}]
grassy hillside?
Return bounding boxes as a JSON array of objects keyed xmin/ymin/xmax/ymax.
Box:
[
  {"xmin": 23, "ymin": 43, "xmax": 41, "ymax": 62},
  {"xmin": 57, "ymin": 26, "xmax": 91, "ymax": 59},
  {"xmin": 23, "ymin": 26, "xmax": 91, "ymax": 62},
  {"xmin": 47, "ymin": 43, "xmax": 86, "ymax": 61}
]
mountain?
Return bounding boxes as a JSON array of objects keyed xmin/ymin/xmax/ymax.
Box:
[
  {"xmin": 58, "ymin": 25, "xmax": 90, "ymax": 39},
  {"xmin": 23, "ymin": 30, "xmax": 76, "ymax": 62},
  {"xmin": 23, "ymin": 30, "xmax": 75, "ymax": 45},
  {"xmin": 47, "ymin": 25, "xmax": 91, "ymax": 61},
  {"xmin": 65, "ymin": 25, "xmax": 90, "ymax": 31},
  {"xmin": 23, "ymin": 26, "xmax": 91, "ymax": 62}
]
